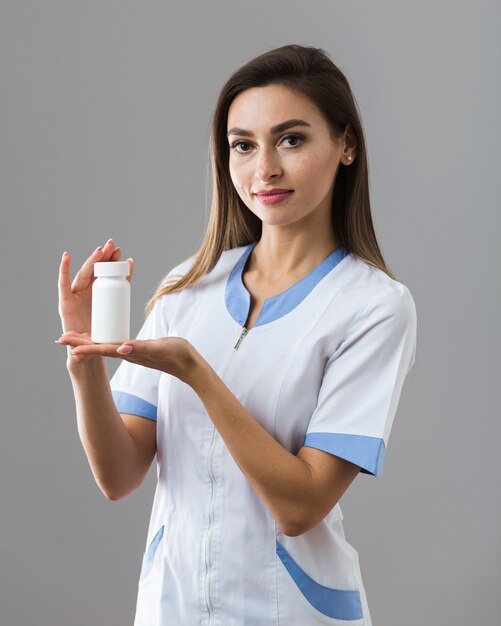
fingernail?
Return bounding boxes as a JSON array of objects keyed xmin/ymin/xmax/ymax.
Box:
[
  {"xmin": 117, "ymin": 344, "xmax": 133, "ymax": 355},
  {"xmin": 62, "ymin": 251, "xmax": 68, "ymax": 257},
  {"xmin": 94, "ymin": 246, "xmax": 103, "ymax": 253}
]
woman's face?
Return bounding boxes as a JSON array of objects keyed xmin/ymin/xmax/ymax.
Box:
[{"xmin": 227, "ymin": 84, "xmax": 350, "ymax": 230}]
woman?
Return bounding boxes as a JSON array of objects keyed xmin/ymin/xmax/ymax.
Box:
[{"xmin": 58, "ymin": 44, "xmax": 417, "ymax": 626}]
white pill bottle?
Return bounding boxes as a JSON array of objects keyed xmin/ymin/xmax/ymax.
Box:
[{"xmin": 91, "ymin": 261, "xmax": 130, "ymax": 343}]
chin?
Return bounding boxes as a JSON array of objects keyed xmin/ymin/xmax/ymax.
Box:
[{"xmin": 260, "ymin": 216, "xmax": 303, "ymax": 228}]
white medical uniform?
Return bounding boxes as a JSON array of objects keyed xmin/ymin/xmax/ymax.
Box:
[{"xmin": 110, "ymin": 242, "xmax": 417, "ymax": 626}]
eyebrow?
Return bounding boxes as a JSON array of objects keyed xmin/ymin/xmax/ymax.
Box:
[{"xmin": 227, "ymin": 118, "xmax": 311, "ymax": 138}]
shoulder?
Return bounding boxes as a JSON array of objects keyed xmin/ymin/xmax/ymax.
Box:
[
  {"xmin": 340, "ymin": 253, "xmax": 417, "ymax": 326},
  {"xmin": 323, "ymin": 254, "xmax": 417, "ymax": 368},
  {"xmin": 165, "ymin": 244, "xmax": 251, "ymax": 285},
  {"xmin": 155, "ymin": 244, "xmax": 252, "ymax": 300},
  {"xmin": 164, "ymin": 254, "xmax": 197, "ymax": 279}
]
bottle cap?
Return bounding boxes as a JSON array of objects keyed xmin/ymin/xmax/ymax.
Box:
[{"xmin": 94, "ymin": 261, "xmax": 130, "ymax": 277}]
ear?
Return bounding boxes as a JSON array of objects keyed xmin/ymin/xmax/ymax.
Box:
[{"xmin": 343, "ymin": 125, "xmax": 358, "ymax": 162}]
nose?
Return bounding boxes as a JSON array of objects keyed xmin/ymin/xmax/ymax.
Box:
[{"xmin": 255, "ymin": 146, "xmax": 282, "ymax": 182}]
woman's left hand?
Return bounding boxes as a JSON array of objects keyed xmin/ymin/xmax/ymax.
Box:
[{"xmin": 57, "ymin": 332, "xmax": 202, "ymax": 386}]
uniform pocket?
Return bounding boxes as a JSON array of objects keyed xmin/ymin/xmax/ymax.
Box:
[
  {"xmin": 276, "ymin": 540, "xmax": 363, "ymax": 621},
  {"xmin": 139, "ymin": 524, "xmax": 165, "ymax": 583}
]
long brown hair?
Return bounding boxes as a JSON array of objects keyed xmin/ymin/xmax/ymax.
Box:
[{"xmin": 145, "ymin": 43, "xmax": 394, "ymax": 314}]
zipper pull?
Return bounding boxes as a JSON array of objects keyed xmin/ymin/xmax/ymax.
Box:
[{"xmin": 233, "ymin": 327, "xmax": 249, "ymax": 350}]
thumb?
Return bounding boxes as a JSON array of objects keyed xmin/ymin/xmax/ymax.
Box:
[
  {"xmin": 117, "ymin": 342, "xmax": 135, "ymax": 355},
  {"xmin": 126, "ymin": 258, "xmax": 134, "ymax": 283}
]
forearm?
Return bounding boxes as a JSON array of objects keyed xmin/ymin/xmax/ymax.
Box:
[
  {"xmin": 67, "ymin": 356, "xmax": 149, "ymax": 500},
  {"xmin": 59, "ymin": 334, "xmax": 357, "ymax": 529},
  {"xmin": 188, "ymin": 358, "xmax": 318, "ymax": 536}
]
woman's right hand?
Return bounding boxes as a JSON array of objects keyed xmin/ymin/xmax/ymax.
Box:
[{"xmin": 58, "ymin": 238, "xmax": 134, "ymax": 336}]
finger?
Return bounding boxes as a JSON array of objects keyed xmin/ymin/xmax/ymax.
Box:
[
  {"xmin": 100, "ymin": 238, "xmax": 119, "ymax": 262},
  {"xmin": 59, "ymin": 330, "xmax": 90, "ymax": 337},
  {"xmin": 58, "ymin": 251, "xmax": 72, "ymax": 300},
  {"xmin": 71, "ymin": 343, "xmax": 122, "ymax": 357},
  {"xmin": 126, "ymin": 258, "xmax": 134, "ymax": 283},
  {"xmin": 115, "ymin": 340, "xmax": 149, "ymax": 362},
  {"xmin": 116, "ymin": 342, "xmax": 134, "ymax": 355},
  {"xmin": 110, "ymin": 246, "xmax": 122, "ymax": 262},
  {"xmin": 116, "ymin": 339, "xmax": 160, "ymax": 358},
  {"xmin": 58, "ymin": 334, "xmax": 94, "ymax": 347},
  {"xmin": 71, "ymin": 246, "xmax": 104, "ymax": 292},
  {"xmin": 116, "ymin": 340, "xmax": 147, "ymax": 353}
]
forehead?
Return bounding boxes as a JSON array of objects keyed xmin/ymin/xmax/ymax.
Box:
[{"xmin": 227, "ymin": 84, "xmax": 325, "ymax": 131}]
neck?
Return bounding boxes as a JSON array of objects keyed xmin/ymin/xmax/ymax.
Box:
[{"xmin": 249, "ymin": 227, "xmax": 340, "ymax": 284}]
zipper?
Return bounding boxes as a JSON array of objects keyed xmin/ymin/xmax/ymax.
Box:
[
  {"xmin": 203, "ymin": 326, "xmax": 250, "ymax": 625},
  {"xmin": 204, "ymin": 429, "xmax": 217, "ymax": 625},
  {"xmin": 233, "ymin": 326, "xmax": 249, "ymax": 350}
]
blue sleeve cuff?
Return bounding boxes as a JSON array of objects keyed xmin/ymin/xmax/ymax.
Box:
[
  {"xmin": 112, "ymin": 391, "xmax": 157, "ymax": 422},
  {"xmin": 304, "ymin": 432, "xmax": 386, "ymax": 477}
]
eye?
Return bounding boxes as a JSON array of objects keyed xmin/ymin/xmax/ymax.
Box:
[
  {"xmin": 230, "ymin": 135, "xmax": 304, "ymax": 154},
  {"xmin": 281, "ymin": 134, "xmax": 304, "ymax": 147},
  {"xmin": 230, "ymin": 140, "xmax": 253, "ymax": 154}
]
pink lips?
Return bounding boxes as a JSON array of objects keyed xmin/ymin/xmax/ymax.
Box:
[{"xmin": 255, "ymin": 190, "xmax": 293, "ymax": 205}]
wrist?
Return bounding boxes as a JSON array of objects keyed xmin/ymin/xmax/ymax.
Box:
[
  {"xmin": 183, "ymin": 346, "xmax": 215, "ymax": 393},
  {"xmin": 60, "ymin": 317, "xmax": 90, "ymax": 335},
  {"xmin": 67, "ymin": 352, "xmax": 105, "ymax": 379}
]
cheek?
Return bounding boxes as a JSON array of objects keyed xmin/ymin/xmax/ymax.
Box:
[
  {"xmin": 229, "ymin": 174, "xmax": 247, "ymax": 204},
  {"xmin": 229, "ymin": 159, "xmax": 245, "ymax": 189},
  {"xmin": 300, "ymin": 153, "xmax": 336, "ymax": 189},
  {"xmin": 290, "ymin": 156, "xmax": 317, "ymax": 186}
]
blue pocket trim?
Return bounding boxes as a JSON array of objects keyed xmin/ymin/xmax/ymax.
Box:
[
  {"xmin": 139, "ymin": 525, "xmax": 164, "ymax": 582},
  {"xmin": 276, "ymin": 540, "xmax": 363, "ymax": 620},
  {"xmin": 112, "ymin": 391, "xmax": 157, "ymax": 421},
  {"xmin": 304, "ymin": 432, "xmax": 386, "ymax": 477}
]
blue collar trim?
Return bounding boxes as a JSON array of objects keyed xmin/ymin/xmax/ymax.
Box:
[{"xmin": 225, "ymin": 243, "xmax": 348, "ymax": 328}]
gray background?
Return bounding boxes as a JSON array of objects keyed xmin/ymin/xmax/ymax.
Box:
[{"xmin": 1, "ymin": 1, "xmax": 499, "ymax": 624}]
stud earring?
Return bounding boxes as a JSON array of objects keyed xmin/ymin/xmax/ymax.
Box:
[{"xmin": 347, "ymin": 156, "xmax": 352, "ymax": 161}]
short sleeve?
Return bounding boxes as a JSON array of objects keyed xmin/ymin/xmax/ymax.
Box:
[
  {"xmin": 109, "ymin": 295, "xmax": 168, "ymax": 422},
  {"xmin": 303, "ymin": 285, "xmax": 417, "ymax": 477}
]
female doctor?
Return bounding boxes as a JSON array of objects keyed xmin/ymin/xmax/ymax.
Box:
[{"xmin": 57, "ymin": 44, "xmax": 417, "ymax": 626}]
